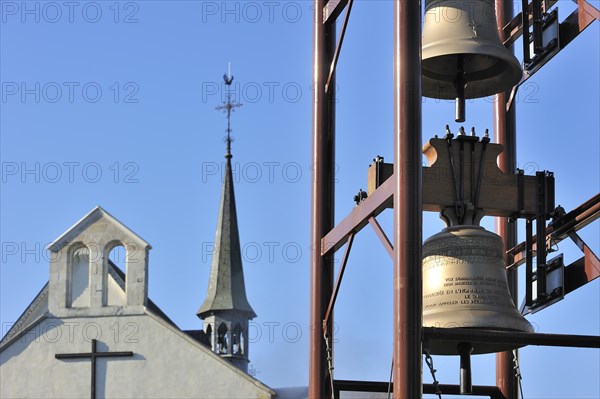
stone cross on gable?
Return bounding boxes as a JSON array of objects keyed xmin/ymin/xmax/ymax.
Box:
[{"xmin": 55, "ymin": 339, "xmax": 133, "ymax": 399}]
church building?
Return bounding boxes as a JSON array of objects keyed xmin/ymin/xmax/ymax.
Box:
[{"xmin": 0, "ymin": 75, "xmax": 276, "ymax": 398}]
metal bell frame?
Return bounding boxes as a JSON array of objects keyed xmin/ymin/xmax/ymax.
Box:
[{"xmin": 310, "ymin": 1, "xmax": 600, "ymax": 398}]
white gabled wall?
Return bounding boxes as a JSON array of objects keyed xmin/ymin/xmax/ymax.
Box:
[{"xmin": 0, "ymin": 314, "xmax": 273, "ymax": 399}]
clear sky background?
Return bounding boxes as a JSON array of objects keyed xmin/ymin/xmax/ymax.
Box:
[{"xmin": 1, "ymin": 1, "xmax": 598, "ymax": 397}]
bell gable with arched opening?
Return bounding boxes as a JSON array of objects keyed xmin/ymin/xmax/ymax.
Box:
[{"xmin": 47, "ymin": 206, "xmax": 151, "ymax": 317}]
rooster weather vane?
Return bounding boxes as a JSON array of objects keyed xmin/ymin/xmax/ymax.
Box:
[{"xmin": 215, "ymin": 63, "xmax": 242, "ymax": 157}]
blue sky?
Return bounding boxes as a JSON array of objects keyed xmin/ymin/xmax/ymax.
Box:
[{"xmin": 1, "ymin": 1, "xmax": 598, "ymax": 397}]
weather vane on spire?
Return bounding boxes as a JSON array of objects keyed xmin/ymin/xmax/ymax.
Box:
[{"xmin": 216, "ymin": 62, "xmax": 242, "ymax": 158}]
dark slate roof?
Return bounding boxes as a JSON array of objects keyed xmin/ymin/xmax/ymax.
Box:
[
  {"xmin": 108, "ymin": 260, "xmax": 177, "ymax": 327},
  {"xmin": 0, "ymin": 284, "xmax": 48, "ymax": 348},
  {"xmin": 183, "ymin": 329, "xmax": 211, "ymax": 347},
  {"xmin": 197, "ymin": 156, "xmax": 256, "ymax": 318}
]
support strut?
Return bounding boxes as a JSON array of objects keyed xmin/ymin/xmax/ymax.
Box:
[
  {"xmin": 495, "ymin": 1, "xmax": 519, "ymax": 397},
  {"xmin": 392, "ymin": 0, "xmax": 423, "ymax": 397},
  {"xmin": 309, "ymin": 1, "xmax": 336, "ymax": 398}
]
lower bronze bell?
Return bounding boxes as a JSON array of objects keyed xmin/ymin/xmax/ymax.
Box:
[{"xmin": 422, "ymin": 225, "xmax": 533, "ymax": 355}]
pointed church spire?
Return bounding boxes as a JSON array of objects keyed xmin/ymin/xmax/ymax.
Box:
[{"xmin": 198, "ymin": 70, "xmax": 255, "ymax": 373}]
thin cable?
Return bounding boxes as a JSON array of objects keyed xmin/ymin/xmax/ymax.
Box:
[{"xmin": 387, "ymin": 356, "xmax": 393, "ymax": 399}]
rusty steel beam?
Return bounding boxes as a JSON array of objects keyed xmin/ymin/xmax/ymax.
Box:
[
  {"xmin": 559, "ymin": 0, "xmax": 600, "ymax": 48},
  {"xmin": 564, "ymin": 254, "xmax": 600, "ymax": 294},
  {"xmin": 508, "ymin": 196, "xmax": 599, "ymax": 314},
  {"xmin": 320, "ymin": 145, "xmax": 597, "ymax": 264},
  {"xmin": 495, "ymin": 0, "xmax": 519, "ymax": 397},
  {"xmin": 519, "ymin": 1, "xmax": 599, "ymax": 85},
  {"xmin": 507, "ymin": 193, "xmax": 600, "ymax": 269},
  {"xmin": 333, "ymin": 380, "xmax": 505, "ymax": 398},
  {"xmin": 368, "ymin": 217, "xmax": 394, "ymax": 259},
  {"xmin": 562, "ymin": 231, "xmax": 600, "ymax": 294},
  {"xmin": 503, "ymin": 0, "xmax": 559, "ymax": 46},
  {"xmin": 321, "ymin": 175, "xmax": 393, "ymax": 256},
  {"xmin": 576, "ymin": 0, "xmax": 600, "ymax": 23},
  {"xmin": 325, "ymin": 0, "xmax": 354, "ymax": 94},
  {"xmin": 424, "ymin": 328, "xmax": 600, "ymax": 348},
  {"xmin": 323, "ymin": 0, "xmax": 349, "ymax": 24},
  {"xmin": 568, "ymin": 232, "xmax": 600, "ymax": 285},
  {"xmin": 309, "ymin": 0, "xmax": 336, "ymax": 397},
  {"xmin": 368, "ymin": 150, "xmax": 544, "ymax": 217},
  {"xmin": 424, "ymin": 384, "xmax": 504, "ymax": 398},
  {"xmin": 323, "ymin": 233, "xmax": 354, "ymax": 330},
  {"xmin": 504, "ymin": 0, "xmax": 599, "ymax": 89},
  {"xmin": 393, "ymin": 0, "xmax": 423, "ymax": 397}
]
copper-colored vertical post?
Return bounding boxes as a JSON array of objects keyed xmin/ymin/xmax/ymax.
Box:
[
  {"xmin": 310, "ymin": 1, "xmax": 336, "ymax": 398},
  {"xmin": 393, "ymin": 1, "xmax": 423, "ymax": 398},
  {"xmin": 495, "ymin": 1, "xmax": 519, "ymax": 398}
]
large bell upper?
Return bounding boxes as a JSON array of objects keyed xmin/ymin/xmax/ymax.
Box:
[
  {"xmin": 422, "ymin": 225, "xmax": 534, "ymax": 355},
  {"xmin": 422, "ymin": 0, "xmax": 523, "ymax": 99}
]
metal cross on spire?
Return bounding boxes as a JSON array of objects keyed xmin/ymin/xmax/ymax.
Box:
[{"xmin": 215, "ymin": 63, "xmax": 242, "ymax": 158}]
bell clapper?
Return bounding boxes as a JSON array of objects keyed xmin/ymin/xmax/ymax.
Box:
[
  {"xmin": 458, "ymin": 342, "xmax": 473, "ymax": 395},
  {"xmin": 454, "ymin": 56, "xmax": 467, "ymax": 123}
]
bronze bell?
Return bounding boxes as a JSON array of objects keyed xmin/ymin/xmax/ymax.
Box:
[
  {"xmin": 422, "ymin": 225, "xmax": 533, "ymax": 355},
  {"xmin": 422, "ymin": 0, "xmax": 523, "ymax": 121}
]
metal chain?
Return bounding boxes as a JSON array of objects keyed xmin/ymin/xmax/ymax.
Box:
[
  {"xmin": 513, "ymin": 349, "xmax": 525, "ymax": 399},
  {"xmin": 324, "ymin": 331, "xmax": 335, "ymax": 399},
  {"xmin": 424, "ymin": 349, "xmax": 443, "ymax": 399}
]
